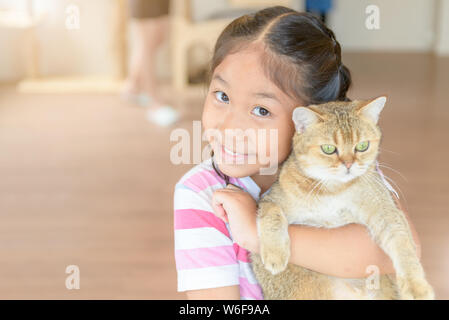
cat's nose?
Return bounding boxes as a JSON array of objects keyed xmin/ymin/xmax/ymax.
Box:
[{"xmin": 344, "ymin": 161, "xmax": 353, "ymax": 169}]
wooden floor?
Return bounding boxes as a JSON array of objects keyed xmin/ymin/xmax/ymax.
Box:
[{"xmin": 0, "ymin": 52, "xmax": 448, "ymax": 299}]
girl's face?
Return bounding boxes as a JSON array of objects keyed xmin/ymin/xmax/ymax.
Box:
[{"xmin": 202, "ymin": 43, "xmax": 301, "ymax": 178}]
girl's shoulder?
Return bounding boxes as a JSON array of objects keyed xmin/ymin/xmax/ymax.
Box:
[
  {"xmin": 175, "ymin": 157, "xmax": 217, "ymax": 190},
  {"xmin": 174, "ymin": 158, "xmax": 228, "ymax": 213},
  {"xmin": 174, "ymin": 157, "xmax": 262, "ymax": 205}
]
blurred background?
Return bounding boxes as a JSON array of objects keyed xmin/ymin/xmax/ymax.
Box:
[{"xmin": 0, "ymin": 0, "xmax": 448, "ymax": 299}]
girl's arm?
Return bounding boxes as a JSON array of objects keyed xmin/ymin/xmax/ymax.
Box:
[
  {"xmin": 213, "ymin": 186, "xmax": 421, "ymax": 279},
  {"xmin": 186, "ymin": 286, "xmax": 240, "ymax": 300},
  {"xmin": 258, "ymin": 194, "xmax": 421, "ymax": 278}
]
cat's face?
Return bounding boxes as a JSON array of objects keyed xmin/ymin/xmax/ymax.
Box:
[{"xmin": 291, "ymin": 97, "xmax": 386, "ymax": 184}]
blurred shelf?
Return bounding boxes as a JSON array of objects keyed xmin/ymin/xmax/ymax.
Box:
[
  {"xmin": 0, "ymin": 10, "xmax": 44, "ymax": 29},
  {"xmin": 17, "ymin": 76, "xmax": 124, "ymax": 94}
]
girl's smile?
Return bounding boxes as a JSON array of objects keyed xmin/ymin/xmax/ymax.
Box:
[
  {"xmin": 221, "ymin": 143, "xmax": 249, "ymax": 163},
  {"xmin": 222, "ymin": 143, "xmax": 248, "ymax": 157}
]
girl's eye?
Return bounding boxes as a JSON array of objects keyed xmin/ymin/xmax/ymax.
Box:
[
  {"xmin": 214, "ymin": 91, "xmax": 229, "ymax": 104},
  {"xmin": 321, "ymin": 144, "xmax": 337, "ymax": 155},
  {"xmin": 252, "ymin": 106, "xmax": 271, "ymax": 117},
  {"xmin": 355, "ymin": 141, "xmax": 369, "ymax": 152}
]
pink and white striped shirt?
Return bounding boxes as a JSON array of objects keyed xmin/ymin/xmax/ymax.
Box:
[
  {"xmin": 173, "ymin": 157, "xmax": 397, "ymax": 300},
  {"xmin": 174, "ymin": 157, "xmax": 266, "ymax": 299}
]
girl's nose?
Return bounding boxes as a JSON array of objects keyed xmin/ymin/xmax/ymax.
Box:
[
  {"xmin": 216, "ymin": 111, "xmax": 254, "ymax": 150},
  {"xmin": 218, "ymin": 107, "xmax": 248, "ymax": 133}
]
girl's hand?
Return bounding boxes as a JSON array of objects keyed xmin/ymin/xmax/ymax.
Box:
[{"xmin": 212, "ymin": 184, "xmax": 259, "ymax": 252}]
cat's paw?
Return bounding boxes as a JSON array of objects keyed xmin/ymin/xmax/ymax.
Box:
[
  {"xmin": 260, "ymin": 242, "xmax": 290, "ymax": 275},
  {"xmin": 397, "ymin": 276, "xmax": 435, "ymax": 300}
]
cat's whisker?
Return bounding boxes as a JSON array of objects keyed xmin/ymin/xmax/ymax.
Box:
[
  {"xmin": 365, "ymin": 171, "xmax": 387, "ymax": 190},
  {"xmin": 306, "ymin": 178, "xmax": 324, "ymax": 203},
  {"xmin": 305, "ymin": 180, "xmax": 321, "ymax": 202},
  {"xmin": 360, "ymin": 173, "xmax": 383, "ymax": 201},
  {"xmin": 381, "ymin": 174, "xmax": 407, "ymax": 203},
  {"xmin": 365, "ymin": 172, "xmax": 395, "ymax": 204},
  {"xmin": 369, "ymin": 172, "xmax": 394, "ymax": 194},
  {"xmin": 367, "ymin": 170, "xmax": 407, "ymax": 204},
  {"xmin": 378, "ymin": 147, "xmax": 401, "ymax": 156},
  {"xmin": 317, "ymin": 177, "xmax": 329, "ymax": 197},
  {"xmin": 377, "ymin": 162, "xmax": 408, "ymax": 182},
  {"xmin": 304, "ymin": 180, "xmax": 318, "ymax": 203}
]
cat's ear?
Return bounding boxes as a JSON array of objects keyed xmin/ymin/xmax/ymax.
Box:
[
  {"xmin": 292, "ymin": 107, "xmax": 322, "ymax": 133},
  {"xmin": 357, "ymin": 96, "xmax": 387, "ymax": 124}
]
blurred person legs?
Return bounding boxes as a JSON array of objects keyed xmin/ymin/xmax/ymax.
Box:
[{"xmin": 123, "ymin": 0, "xmax": 179, "ymax": 126}]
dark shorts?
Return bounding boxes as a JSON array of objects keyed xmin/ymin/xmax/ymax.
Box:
[{"xmin": 128, "ymin": 0, "xmax": 170, "ymax": 19}]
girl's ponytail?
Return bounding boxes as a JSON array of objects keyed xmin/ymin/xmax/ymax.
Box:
[
  {"xmin": 327, "ymin": 29, "xmax": 352, "ymax": 102},
  {"xmin": 338, "ymin": 64, "xmax": 351, "ymax": 101}
]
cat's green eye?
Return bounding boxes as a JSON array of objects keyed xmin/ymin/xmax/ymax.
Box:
[
  {"xmin": 321, "ymin": 144, "xmax": 337, "ymax": 155},
  {"xmin": 355, "ymin": 141, "xmax": 370, "ymax": 152}
]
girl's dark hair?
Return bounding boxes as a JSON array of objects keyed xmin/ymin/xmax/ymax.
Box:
[{"xmin": 207, "ymin": 6, "xmax": 351, "ymax": 105}]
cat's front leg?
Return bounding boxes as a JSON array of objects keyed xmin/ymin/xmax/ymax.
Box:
[
  {"xmin": 361, "ymin": 205, "xmax": 434, "ymax": 300},
  {"xmin": 257, "ymin": 200, "xmax": 290, "ymax": 275}
]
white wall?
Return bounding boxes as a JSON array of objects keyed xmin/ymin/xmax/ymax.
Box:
[
  {"xmin": 191, "ymin": 0, "xmax": 303, "ymax": 21},
  {"xmin": 328, "ymin": 0, "xmax": 435, "ymax": 52},
  {"xmin": 435, "ymin": 0, "xmax": 449, "ymax": 55},
  {"xmin": 0, "ymin": 0, "xmax": 447, "ymax": 82}
]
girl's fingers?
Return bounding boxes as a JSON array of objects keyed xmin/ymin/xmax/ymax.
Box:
[
  {"xmin": 216, "ymin": 205, "xmax": 229, "ymax": 223},
  {"xmin": 212, "ymin": 185, "xmax": 246, "ymax": 223},
  {"xmin": 211, "ymin": 194, "xmax": 229, "ymax": 223}
]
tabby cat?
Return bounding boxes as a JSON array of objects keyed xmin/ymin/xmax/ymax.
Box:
[{"xmin": 250, "ymin": 97, "xmax": 434, "ymax": 300}]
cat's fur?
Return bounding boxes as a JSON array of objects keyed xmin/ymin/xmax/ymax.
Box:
[{"xmin": 250, "ymin": 97, "xmax": 434, "ymax": 300}]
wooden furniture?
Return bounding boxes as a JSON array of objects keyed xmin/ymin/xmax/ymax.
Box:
[{"xmin": 0, "ymin": 9, "xmax": 44, "ymax": 79}]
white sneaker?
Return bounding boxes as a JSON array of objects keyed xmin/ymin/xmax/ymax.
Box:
[{"xmin": 146, "ymin": 106, "xmax": 180, "ymax": 127}]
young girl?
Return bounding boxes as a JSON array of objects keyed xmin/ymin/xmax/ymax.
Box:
[{"xmin": 173, "ymin": 6, "xmax": 421, "ymax": 300}]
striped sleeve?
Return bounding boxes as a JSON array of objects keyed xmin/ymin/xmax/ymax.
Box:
[{"xmin": 174, "ymin": 184, "xmax": 240, "ymax": 292}]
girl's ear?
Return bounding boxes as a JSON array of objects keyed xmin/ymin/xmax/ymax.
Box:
[
  {"xmin": 292, "ymin": 106, "xmax": 322, "ymax": 133},
  {"xmin": 357, "ymin": 96, "xmax": 387, "ymax": 124}
]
